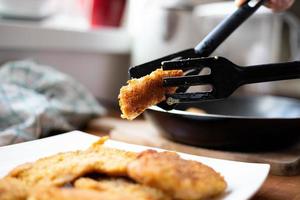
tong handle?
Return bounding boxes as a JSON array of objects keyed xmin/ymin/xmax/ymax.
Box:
[
  {"xmin": 194, "ymin": 0, "xmax": 265, "ymax": 57},
  {"xmin": 241, "ymin": 61, "xmax": 300, "ymax": 84}
]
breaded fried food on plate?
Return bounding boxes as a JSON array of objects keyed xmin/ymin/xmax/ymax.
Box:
[
  {"xmin": 2, "ymin": 137, "xmax": 227, "ymax": 200},
  {"xmin": 7, "ymin": 138, "xmax": 137, "ymax": 187},
  {"xmin": 74, "ymin": 177, "xmax": 171, "ymax": 200},
  {"xmin": 0, "ymin": 177, "xmax": 29, "ymax": 200},
  {"xmin": 128, "ymin": 150, "xmax": 227, "ymax": 200},
  {"xmin": 119, "ymin": 69, "xmax": 183, "ymax": 120},
  {"xmin": 28, "ymin": 186, "xmax": 135, "ymax": 200}
]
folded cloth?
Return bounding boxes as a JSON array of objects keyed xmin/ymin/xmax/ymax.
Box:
[{"xmin": 0, "ymin": 60, "xmax": 106, "ymax": 146}]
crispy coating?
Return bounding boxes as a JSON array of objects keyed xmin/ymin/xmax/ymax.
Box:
[
  {"xmin": 0, "ymin": 177, "xmax": 29, "ymax": 200},
  {"xmin": 74, "ymin": 177, "xmax": 171, "ymax": 200},
  {"xmin": 119, "ymin": 69, "xmax": 183, "ymax": 120},
  {"xmin": 2, "ymin": 137, "xmax": 227, "ymax": 200},
  {"xmin": 128, "ymin": 150, "xmax": 227, "ymax": 200},
  {"xmin": 7, "ymin": 138, "xmax": 137, "ymax": 187},
  {"xmin": 28, "ymin": 187, "xmax": 133, "ymax": 200}
]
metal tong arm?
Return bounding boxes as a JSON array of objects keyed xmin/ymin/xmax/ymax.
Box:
[
  {"xmin": 240, "ymin": 61, "xmax": 300, "ymax": 85},
  {"xmin": 194, "ymin": 0, "xmax": 266, "ymax": 57}
]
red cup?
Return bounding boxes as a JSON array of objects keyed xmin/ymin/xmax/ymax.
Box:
[{"xmin": 91, "ymin": 0, "xmax": 126, "ymax": 27}]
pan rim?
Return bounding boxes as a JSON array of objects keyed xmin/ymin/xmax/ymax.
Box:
[{"xmin": 148, "ymin": 95, "xmax": 300, "ymax": 120}]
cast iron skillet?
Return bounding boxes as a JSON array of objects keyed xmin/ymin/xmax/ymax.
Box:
[{"xmin": 144, "ymin": 95, "xmax": 300, "ymax": 151}]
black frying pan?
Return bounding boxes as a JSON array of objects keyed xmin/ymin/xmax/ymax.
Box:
[{"xmin": 144, "ymin": 95, "xmax": 300, "ymax": 151}]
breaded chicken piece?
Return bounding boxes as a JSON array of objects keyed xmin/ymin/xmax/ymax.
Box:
[
  {"xmin": 0, "ymin": 177, "xmax": 29, "ymax": 200},
  {"xmin": 119, "ymin": 69, "xmax": 183, "ymax": 120},
  {"xmin": 74, "ymin": 177, "xmax": 171, "ymax": 200},
  {"xmin": 28, "ymin": 187, "xmax": 134, "ymax": 200},
  {"xmin": 3, "ymin": 137, "xmax": 227, "ymax": 200},
  {"xmin": 7, "ymin": 138, "xmax": 137, "ymax": 187},
  {"xmin": 128, "ymin": 150, "xmax": 227, "ymax": 200}
]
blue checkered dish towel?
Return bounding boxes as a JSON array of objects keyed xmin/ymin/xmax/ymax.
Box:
[{"xmin": 0, "ymin": 60, "xmax": 105, "ymax": 146}]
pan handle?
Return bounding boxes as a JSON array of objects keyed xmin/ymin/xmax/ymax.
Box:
[{"xmin": 194, "ymin": 0, "xmax": 265, "ymax": 57}]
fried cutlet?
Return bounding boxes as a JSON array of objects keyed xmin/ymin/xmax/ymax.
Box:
[
  {"xmin": 74, "ymin": 177, "xmax": 171, "ymax": 200},
  {"xmin": 128, "ymin": 150, "xmax": 227, "ymax": 200},
  {"xmin": 0, "ymin": 177, "xmax": 29, "ymax": 200},
  {"xmin": 7, "ymin": 138, "xmax": 137, "ymax": 187},
  {"xmin": 3, "ymin": 137, "xmax": 227, "ymax": 200},
  {"xmin": 119, "ymin": 69, "xmax": 183, "ymax": 120},
  {"xmin": 28, "ymin": 187, "xmax": 135, "ymax": 200}
]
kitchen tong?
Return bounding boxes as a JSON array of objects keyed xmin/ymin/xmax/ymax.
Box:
[
  {"xmin": 128, "ymin": 0, "xmax": 300, "ymax": 110},
  {"xmin": 162, "ymin": 57, "xmax": 300, "ymax": 105}
]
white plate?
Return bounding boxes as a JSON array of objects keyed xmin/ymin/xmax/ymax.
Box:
[{"xmin": 0, "ymin": 131, "xmax": 270, "ymax": 200}]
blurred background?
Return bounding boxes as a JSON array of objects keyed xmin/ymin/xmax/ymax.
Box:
[{"xmin": 0, "ymin": 0, "xmax": 299, "ymax": 104}]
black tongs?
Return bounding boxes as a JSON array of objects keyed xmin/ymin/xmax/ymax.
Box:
[
  {"xmin": 129, "ymin": 0, "xmax": 277, "ymax": 110},
  {"xmin": 162, "ymin": 57, "xmax": 300, "ymax": 105}
]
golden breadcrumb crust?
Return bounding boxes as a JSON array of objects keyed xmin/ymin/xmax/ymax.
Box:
[
  {"xmin": 128, "ymin": 150, "xmax": 227, "ymax": 200},
  {"xmin": 1, "ymin": 138, "xmax": 227, "ymax": 200},
  {"xmin": 119, "ymin": 69, "xmax": 183, "ymax": 120},
  {"xmin": 7, "ymin": 139, "xmax": 137, "ymax": 187},
  {"xmin": 28, "ymin": 187, "xmax": 133, "ymax": 200},
  {"xmin": 0, "ymin": 177, "xmax": 28, "ymax": 200},
  {"xmin": 74, "ymin": 177, "xmax": 171, "ymax": 200}
]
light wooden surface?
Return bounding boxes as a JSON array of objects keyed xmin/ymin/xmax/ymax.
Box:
[
  {"xmin": 252, "ymin": 175, "xmax": 300, "ymax": 200},
  {"xmin": 86, "ymin": 116, "xmax": 300, "ymax": 200}
]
